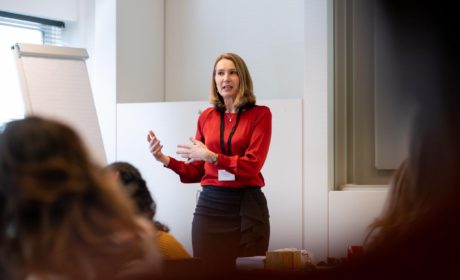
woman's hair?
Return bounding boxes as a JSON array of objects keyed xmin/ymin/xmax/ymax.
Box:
[
  {"xmin": 0, "ymin": 116, "xmax": 148, "ymax": 278},
  {"xmin": 106, "ymin": 161, "xmax": 170, "ymax": 232},
  {"xmin": 365, "ymin": 108, "xmax": 460, "ymax": 251},
  {"xmin": 364, "ymin": 160, "xmax": 414, "ymax": 249},
  {"xmin": 210, "ymin": 52, "xmax": 256, "ymax": 111}
]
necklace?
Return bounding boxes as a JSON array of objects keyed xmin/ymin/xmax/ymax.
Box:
[{"xmin": 226, "ymin": 113, "xmax": 233, "ymax": 122}]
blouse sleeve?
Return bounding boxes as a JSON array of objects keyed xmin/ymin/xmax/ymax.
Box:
[{"xmin": 166, "ymin": 158, "xmax": 204, "ymax": 183}]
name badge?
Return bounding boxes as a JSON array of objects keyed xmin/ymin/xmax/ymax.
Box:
[{"xmin": 218, "ymin": 169, "xmax": 235, "ymax": 181}]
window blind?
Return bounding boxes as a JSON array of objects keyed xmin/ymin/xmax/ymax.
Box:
[{"xmin": 0, "ymin": 11, "xmax": 64, "ymax": 45}]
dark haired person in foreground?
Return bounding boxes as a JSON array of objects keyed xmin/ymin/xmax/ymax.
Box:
[{"xmin": 0, "ymin": 116, "xmax": 161, "ymax": 279}]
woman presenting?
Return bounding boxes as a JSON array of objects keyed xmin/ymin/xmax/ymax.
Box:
[{"xmin": 147, "ymin": 53, "xmax": 271, "ymax": 273}]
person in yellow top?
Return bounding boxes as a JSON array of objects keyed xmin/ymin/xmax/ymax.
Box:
[
  {"xmin": 107, "ymin": 161, "xmax": 191, "ymax": 260},
  {"xmin": 156, "ymin": 230, "xmax": 191, "ymax": 260}
]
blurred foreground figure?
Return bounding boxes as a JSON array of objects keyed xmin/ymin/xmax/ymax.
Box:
[
  {"xmin": 357, "ymin": 0, "xmax": 460, "ymax": 278},
  {"xmin": 0, "ymin": 116, "xmax": 161, "ymax": 279}
]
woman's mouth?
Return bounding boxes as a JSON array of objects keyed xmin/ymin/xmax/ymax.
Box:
[{"xmin": 222, "ymin": 85, "xmax": 233, "ymax": 91}]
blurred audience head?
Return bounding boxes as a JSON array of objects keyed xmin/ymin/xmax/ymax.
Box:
[{"xmin": 0, "ymin": 116, "xmax": 158, "ymax": 279}]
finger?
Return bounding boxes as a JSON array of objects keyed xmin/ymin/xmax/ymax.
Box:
[
  {"xmin": 150, "ymin": 141, "xmax": 161, "ymax": 154},
  {"xmin": 152, "ymin": 144, "xmax": 162, "ymax": 154},
  {"xmin": 149, "ymin": 138, "xmax": 158, "ymax": 149},
  {"xmin": 193, "ymin": 139, "xmax": 204, "ymax": 146},
  {"xmin": 176, "ymin": 150, "xmax": 189, "ymax": 156},
  {"xmin": 177, "ymin": 144, "xmax": 192, "ymax": 149},
  {"xmin": 150, "ymin": 145, "xmax": 158, "ymax": 154},
  {"xmin": 148, "ymin": 135, "xmax": 156, "ymax": 145},
  {"xmin": 147, "ymin": 130, "xmax": 155, "ymax": 142},
  {"xmin": 189, "ymin": 137, "xmax": 196, "ymax": 144},
  {"xmin": 155, "ymin": 143, "xmax": 163, "ymax": 153}
]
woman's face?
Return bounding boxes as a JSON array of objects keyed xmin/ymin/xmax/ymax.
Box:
[{"xmin": 214, "ymin": 58, "xmax": 240, "ymax": 100}]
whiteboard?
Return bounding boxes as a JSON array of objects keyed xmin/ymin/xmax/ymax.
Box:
[
  {"xmin": 116, "ymin": 99, "xmax": 303, "ymax": 254},
  {"xmin": 12, "ymin": 43, "xmax": 106, "ymax": 165}
]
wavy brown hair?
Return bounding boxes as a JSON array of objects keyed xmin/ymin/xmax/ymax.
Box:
[
  {"xmin": 210, "ymin": 53, "xmax": 256, "ymax": 111},
  {"xmin": 0, "ymin": 116, "xmax": 150, "ymax": 279},
  {"xmin": 364, "ymin": 160, "xmax": 414, "ymax": 249}
]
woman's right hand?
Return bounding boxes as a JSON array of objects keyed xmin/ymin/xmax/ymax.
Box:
[{"xmin": 147, "ymin": 130, "xmax": 170, "ymax": 166}]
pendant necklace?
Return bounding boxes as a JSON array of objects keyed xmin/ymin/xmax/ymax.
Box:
[{"xmin": 226, "ymin": 113, "xmax": 233, "ymax": 122}]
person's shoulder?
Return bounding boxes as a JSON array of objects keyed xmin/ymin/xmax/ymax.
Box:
[
  {"xmin": 199, "ymin": 107, "xmax": 217, "ymax": 119},
  {"xmin": 248, "ymin": 105, "xmax": 271, "ymax": 117},
  {"xmin": 157, "ymin": 230, "xmax": 176, "ymax": 241},
  {"xmin": 156, "ymin": 231, "xmax": 189, "ymax": 251},
  {"xmin": 197, "ymin": 107, "xmax": 220, "ymax": 126},
  {"xmin": 250, "ymin": 105, "xmax": 270, "ymax": 112},
  {"xmin": 201, "ymin": 107, "xmax": 216, "ymax": 114}
]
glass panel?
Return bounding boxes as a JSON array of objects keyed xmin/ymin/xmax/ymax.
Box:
[{"xmin": 0, "ymin": 25, "xmax": 42, "ymax": 127}]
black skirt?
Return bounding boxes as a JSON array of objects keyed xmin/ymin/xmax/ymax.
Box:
[{"xmin": 192, "ymin": 186, "xmax": 270, "ymax": 272}]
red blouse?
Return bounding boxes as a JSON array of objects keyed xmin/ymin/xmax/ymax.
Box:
[{"xmin": 166, "ymin": 105, "xmax": 272, "ymax": 188}]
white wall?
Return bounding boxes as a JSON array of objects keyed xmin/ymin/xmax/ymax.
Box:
[
  {"xmin": 164, "ymin": 0, "xmax": 304, "ymax": 101},
  {"xmin": 329, "ymin": 190, "xmax": 388, "ymax": 257},
  {"xmin": 117, "ymin": 0, "xmax": 164, "ymax": 103},
  {"xmin": 303, "ymin": 0, "xmax": 332, "ymax": 262},
  {"xmin": 90, "ymin": 0, "xmax": 116, "ymax": 164},
  {"xmin": 0, "ymin": 0, "xmax": 77, "ymax": 21}
]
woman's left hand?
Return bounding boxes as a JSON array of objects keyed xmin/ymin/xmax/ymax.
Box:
[{"xmin": 177, "ymin": 137, "xmax": 213, "ymax": 164}]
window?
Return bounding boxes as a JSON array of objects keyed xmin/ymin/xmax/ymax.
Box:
[
  {"xmin": 0, "ymin": 11, "xmax": 64, "ymax": 129},
  {"xmin": 334, "ymin": 0, "xmax": 396, "ymax": 189}
]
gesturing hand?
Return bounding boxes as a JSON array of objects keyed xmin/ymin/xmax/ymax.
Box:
[
  {"xmin": 177, "ymin": 137, "xmax": 214, "ymax": 164},
  {"xmin": 147, "ymin": 130, "xmax": 170, "ymax": 165}
]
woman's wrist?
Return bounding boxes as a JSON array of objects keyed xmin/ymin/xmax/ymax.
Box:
[
  {"xmin": 208, "ymin": 152, "xmax": 218, "ymax": 165},
  {"xmin": 158, "ymin": 154, "xmax": 170, "ymax": 166}
]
